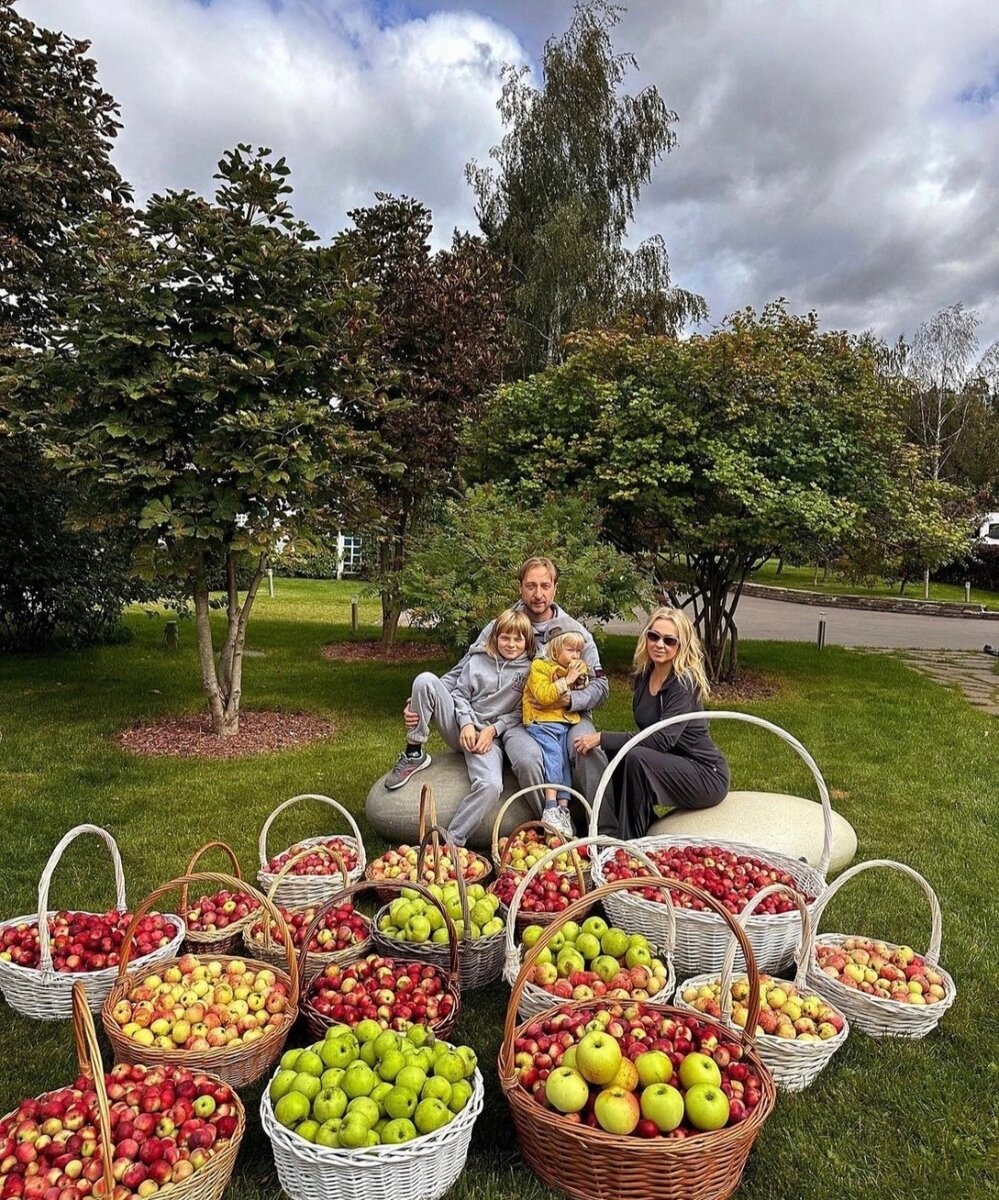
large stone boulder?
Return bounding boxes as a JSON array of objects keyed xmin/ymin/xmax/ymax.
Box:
[
  {"xmin": 645, "ymin": 790, "xmax": 857, "ymax": 872},
  {"xmin": 365, "ymin": 752, "xmax": 541, "ymax": 851}
]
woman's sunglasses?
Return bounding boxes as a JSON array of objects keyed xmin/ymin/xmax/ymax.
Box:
[{"xmin": 646, "ymin": 631, "xmax": 680, "ymax": 647}]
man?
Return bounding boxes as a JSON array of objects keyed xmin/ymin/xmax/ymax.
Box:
[{"xmin": 384, "ymin": 556, "xmax": 610, "ymax": 811}]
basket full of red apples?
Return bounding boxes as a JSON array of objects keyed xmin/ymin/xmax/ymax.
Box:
[
  {"xmin": 180, "ymin": 842, "xmax": 260, "ymax": 956},
  {"xmin": 256, "ymin": 794, "xmax": 366, "ymax": 909}
]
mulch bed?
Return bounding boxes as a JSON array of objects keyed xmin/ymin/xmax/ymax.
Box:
[
  {"xmin": 321, "ymin": 639, "xmax": 444, "ymax": 662},
  {"xmin": 116, "ymin": 711, "xmax": 335, "ymax": 759}
]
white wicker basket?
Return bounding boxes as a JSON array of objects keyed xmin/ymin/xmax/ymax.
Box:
[
  {"xmin": 261, "ymin": 1063, "xmax": 484, "ymax": 1200},
  {"xmin": 676, "ymin": 883, "xmax": 849, "ymax": 1091},
  {"xmin": 0, "ymin": 824, "xmax": 184, "ymax": 1020},
  {"xmin": 503, "ymin": 836, "xmax": 677, "ymax": 1020},
  {"xmin": 804, "ymin": 858, "xmax": 957, "ymax": 1039},
  {"xmin": 589, "ymin": 711, "xmax": 831, "ymax": 976},
  {"xmin": 257, "ymin": 794, "xmax": 366, "ymax": 907}
]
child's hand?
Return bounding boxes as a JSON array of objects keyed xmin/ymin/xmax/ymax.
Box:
[
  {"xmin": 459, "ymin": 724, "xmax": 478, "ymax": 751},
  {"xmin": 564, "ymin": 662, "xmax": 585, "ymax": 687}
]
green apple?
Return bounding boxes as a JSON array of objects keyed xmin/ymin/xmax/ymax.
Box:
[
  {"xmin": 433, "ymin": 1051, "xmax": 466, "ymax": 1084},
  {"xmin": 413, "ymin": 1097, "xmax": 451, "ymax": 1135},
  {"xmin": 447, "ymin": 1079, "xmax": 473, "ymax": 1114},
  {"xmin": 378, "ymin": 1049, "xmax": 407, "ymax": 1081},
  {"xmin": 279, "ymin": 1049, "xmax": 303, "ymax": 1072},
  {"xmin": 312, "ymin": 1087, "xmax": 348, "ymax": 1124},
  {"xmin": 593, "ymin": 1086, "xmax": 640, "ymax": 1135},
  {"xmin": 405, "ymin": 915, "xmax": 432, "ymax": 943},
  {"xmin": 556, "ymin": 948, "xmax": 586, "ymax": 978},
  {"xmin": 268, "ymin": 1069, "xmax": 298, "ymax": 1102},
  {"xmin": 321, "ymin": 1033, "xmax": 358, "ymax": 1069},
  {"xmin": 455, "ymin": 1046, "xmax": 477, "ymax": 1078},
  {"xmin": 575, "ymin": 933, "xmax": 601, "ymax": 961},
  {"xmin": 374, "ymin": 1031, "xmax": 402, "ymax": 1059},
  {"xmin": 295, "ymin": 1050, "xmax": 325, "ymax": 1077},
  {"xmin": 353, "ymin": 1018, "xmax": 382, "ymax": 1044},
  {"xmin": 384, "ymin": 1085, "xmax": 418, "ymax": 1120},
  {"xmin": 560, "ymin": 921, "xmax": 580, "ymax": 943},
  {"xmin": 581, "ymin": 916, "xmax": 609, "ymax": 939},
  {"xmin": 291, "ymin": 1072, "xmax": 322, "ymax": 1102},
  {"xmin": 395, "ymin": 1065, "xmax": 426, "ymax": 1096},
  {"xmin": 346, "ymin": 1096, "xmax": 379, "ymax": 1127},
  {"xmin": 406, "ymin": 1024, "xmax": 434, "ymax": 1049},
  {"xmin": 677, "ymin": 1052, "xmax": 721, "ymax": 1090},
  {"xmin": 521, "ymin": 925, "xmax": 545, "ymax": 948},
  {"xmin": 545, "ymin": 1067, "xmax": 589, "ymax": 1113},
  {"xmin": 273, "ymin": 1091, "xmax": 310, "ymax": 1128},
  {"xmin": 591, "ymin": 954, "xmax": 621, "ymax": 984},
  {"xmin": 625, "ymin": 945, "xmax": 652, "ymax": 969},
  {"xmin": 295, "ymin": 1119, "xmax": 320, "ymax": 1143},
  {"xmin": 314, "ymin": 1119, "xmax": 341, "ymax": 1148},
  {"xmin": 421, "ymin": 1075, "xmax": 452, "ymax": 1105},
  {"xmin": 370, "ymin": 1081, "xmax": 393, "ymax": 1107},
  {"xmin": 359, "ymin": 1041, "xmax": 378, "ymax": 1068},
  {"xmin": 684, "ymin": 1083, "xmax": 730, "ymax": 1131},
  {"xmin": 600, "ymin": 928, "xmax": 630, "ymax": 959},
  {"xmin": 575, "ymin": 1031, "xmax": 622, "ymax": 1085},
  {"xmin": 381, "ymin": 1118, "xmax": 417, "ymax": 1145},
  {"xmin": 342, "ymin": 1062, "xmax": 377, "ymax": 1098},
  {"xmin": 336, "ymin": 1115, "xmax": 370, "ymax": 1150},
  {"xmin": 640, "ymin": 1083, "xmax": 684, "ymax": 1132},
  {"xmin": 635, "ymin": 1051, "xmax": 673, "ymax": 1088}
]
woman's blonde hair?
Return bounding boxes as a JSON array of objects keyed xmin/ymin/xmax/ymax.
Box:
[
  {"xmin": 632, "ymin": 606, "xmax": 710, "ymax": 700},
  {"xmin": 544, "ymin": 630, "xmax": 585, "ymax": 662},
  {"xmin": 485, "ymin": 608, "xmax": 535, "ymax": 659}
]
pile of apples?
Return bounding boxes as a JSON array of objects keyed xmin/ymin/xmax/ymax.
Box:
[
  {"xmin": 108, "ymin": 955, "xmax": 291, "ymax": 1052},
  {"xmin": 680, "ymin": 975, "xmax": 846, "ymax": 1041},
  {"xmin": 366, "ymin": 846, "xmax": 488, "ymax": 887},
  {"xmin": 269, "ymin": 1022, "xmax": 476, "ymax": 1148},
  {"xmin": 265, "ymin": 840, "xmax": 358, "ymax": 877},
  {"xmin": 497, "ymin": 831, "xmax": 589, "ymax": 874},
  {"xmin": 376, "ymin": 884, "xmax": 503, "ymax": 943},
  {"xmin": 0, "ymin": 912, "xmax": 177, "ymax": 973},
  {"xmin": 490, "ymin": 868, "xmax": 587, "ymax": 916},
  {"xmin": 184, "ymin": 891, "xmax": 259, "ymax": 936},
  {"xmin": 0, "ymin": 1062, "xmax": 239, "ymax": 1200},
  {"xmin": 523, "ymin": 917, "xmax": 669, "ymax": 1003},
  {"xmin": 601, "ymin": 846, "xmax": 812, "ymax": 914},
  {"xmin": 246, "ymin": 902, "xmax": 369, "ymax": 956},
  {"xmin": 814, "ymin": 938, "xmax": 948, "ymax": 1005},
  {"xmin": 516, "ymin": 1002, "xmax": 764, "ymax": 1136},
  {"xmin": 306, "ymin": 954, "xmax": 455, "ymax": 1032}
]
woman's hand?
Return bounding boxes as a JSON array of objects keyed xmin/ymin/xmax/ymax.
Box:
[
  {"xmin": 473, "ymin": 725, "xmax": 496, "ymax": 753},
  {"xmin": 459, "ymin": 724, "xmax": 479, "ymax": 752},
  {"xmin": 573, "ymin": 731, "xmax": 602, "ymax": 755}
]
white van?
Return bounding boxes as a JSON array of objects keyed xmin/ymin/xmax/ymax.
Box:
[{"xmin": 979, "ymin": 513, "xmax": 999, "ymax": 546}]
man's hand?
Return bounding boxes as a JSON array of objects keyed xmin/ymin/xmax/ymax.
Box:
[
  {"xmin": 573, "ymin": 731, "xmax": 602, "ymax": 755},
  {"xmin": 403, "ymin": 700, "xmax": 419, "ymax": 731},
  {"xmin": 473, "ymin": 725, "xmax": 496, "ymax": 753},
  {"xmin": 459, "ymin": 724, "xmax": 479, "ymax": 752}
]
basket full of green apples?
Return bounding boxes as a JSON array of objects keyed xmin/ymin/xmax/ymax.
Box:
[{"xmin": 260, "ymin": 1021, "xmax": 483, "ymax": 1200}]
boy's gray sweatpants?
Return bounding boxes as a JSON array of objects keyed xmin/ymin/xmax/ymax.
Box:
[{"xmin": 409, "ymin": 671, "xmax": 505, "ymax": 847}]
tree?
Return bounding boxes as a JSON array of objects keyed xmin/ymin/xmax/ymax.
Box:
[
  {"xmin": 466, "ymin": 0, "xmax": 705, "ymax": 377},
  {"xmin": 11, "ymin": 146, "xmax": 378, "ymax": 735},
  {"xmin": 399, "ymin": 484, "xmax": 648, "ymax": 659},
  {"xmin": 465, "ymin": 306, "xmax": 967, "ymax": 680},
  {"xmin": 334, "ymin": 195, "xmax": 508, "ymax": 645}
]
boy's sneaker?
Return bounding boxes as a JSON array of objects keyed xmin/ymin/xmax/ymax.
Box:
[
  {"xmin": 542, "ymin": 805, "xmax": 573, "ymax": 839},
  {"xmin": 384, "ymin": 749, "xmax": 431, "ymax": 790}
]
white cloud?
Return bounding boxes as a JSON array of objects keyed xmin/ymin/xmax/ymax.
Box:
[{"xmin": 19, "ymin": 0, "xmax": 999, "ymax": 347}]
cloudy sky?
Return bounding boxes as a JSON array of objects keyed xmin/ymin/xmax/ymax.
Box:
[{"xmin": 20, "ymin": 0, "xmax": 999, "ymax": 346}]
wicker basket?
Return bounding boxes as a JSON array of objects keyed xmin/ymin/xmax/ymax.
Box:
[
  {"xmin": 804, "ymin": 858, "xmax": 957, "ymax": 1038},
  {"xmin": 500, "ymin": 875, "xmax": 777, "ymax": 1200},
  {"xmin": 102, "ymin": 871, "xmax": 299, "ymax": 1088},
  {"xmin": 589, "ymin": 711, "xmax": 833, "ymax": 976},
  {"xmin": 0, "ymin": 824, "xmax": 184, "ymax": 1020},
  {"xmin": 373, "ymin": 825, "xmax": 505, "ymax": 990},
  {"xmin": 503, "ymin": 836, "xmax": 677, "ymax": 1021},
  {"xmin": 181, "ymin": 841, "xmax": 259, "ymax": 956},
  {"xmin": 0, "ymin": 982, "xmax": 246, "ymax": 1200},
  {"xmin": 257, "ymin": 793, "xmax": 366, "ymax": 908},
  {"xmin": 676, "ymin": 883, "xmax": 849, "ymax": 1091},
  {"xmin": 261, "ymin": 1055, "xmax": 484, "ymax": 1200},
  {"xmin": 299, "ymin": 878, "xmax": 462, "ymax": 1042},
  {"xmin": 245, "ymin": 843, "xmax": 372, "ymax": 984},
  {"xmin": 490, "ymin": 784, "xmax": 592, "ymax": 876},
  {"xmin": 491, "ymin": 819, "xmax": 592, "ymax": 936}
]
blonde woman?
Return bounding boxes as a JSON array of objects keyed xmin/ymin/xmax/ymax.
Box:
[{"xmin": 575, "ymin": 607, "xmax": 730, "ymax": 840}]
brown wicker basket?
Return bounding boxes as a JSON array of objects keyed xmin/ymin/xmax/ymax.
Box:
[
  {"xmin": 489, "ymin": 784, "xmax": 592, "ymax": 876},
  {"xmin": 102, "ymin": 871, "xmax": 298, "ymax": 1089},
  {"xmin": 491, "ymin": 819, "xmax": 592, "ymax": 935},
  {"xmin": 244, "ymin": 843, "xmax": 372, "ymax": 983},
  {"xmin": 500, "ymin": 874, "xmax": 777, "ymax": 1200},
  {"xmin": 372, "ymin": 825, "xmax": 505, "ymax": 990},
  {"xmin": 298, "ymin": 878, "xmax": 462, "ymax": 1042},
  {"xmin": 364, "ymin": 784, "xmax": 491, "ymax": 904},
  {"xmin": 9, "ymin": 982, "xmax": 246, "ymax": 1200},
  {"xmin": 180, "ymin": 841, "xmax": 259, "ymax": 956}
]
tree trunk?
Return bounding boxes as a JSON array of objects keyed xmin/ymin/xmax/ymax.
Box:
[
  {"xmin": 192, "ymin": 564, "xmax": 230, "ymax": 736},
  {"xmin": 775, "ymin": 557, "xmax": 783, "ymax": 576},
  {"xmin": 381, "ymin": 599, "xmax": 402, "ymax": 648}
]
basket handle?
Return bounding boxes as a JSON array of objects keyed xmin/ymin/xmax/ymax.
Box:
[
  {"xmin": 501, "ymin": 874, "xmax": 763, "ymax": 1077},
  {"xmin": 503, "ymin": 835, "xmax": 676, "ymax": 961},
  {"xmin": 297, "ymin": 877, "xmax": 460, "ymax": 996},
  {"xmin": 496, "ymin": 820, "xmax": 588, "ymax": 893},
  {"xmin": 258, "ymin": 843, "xmax": 349, "ymax": 952},
  {"xmin": 37, "ymin": 825, "xmax": 127, "ymax": 971},
  {"xmin": 806, "ymin": 858, "xmax": 943, "ymax": 966},
  {"xmin": 71, "ymin": 983, "xmax": 115, "ymax": 1198},
  {"xmin": 114, "ymin": 872, "xmax": 299, "ymax": 1008},
  {"xmin": 258, "ymin": 794, "xmax": 366, "ymax": 872},
  {"xmin": 415, "ymin": 824, "xmax": 471, "ymax": 945},
  {"xmin": 715, "ymin": 883, "xmax": 814, "ymax": 1028},
  {"xmin": 417, "ymin": 784, "xmax": 438, "ymax": 843},
  {"xmin": 490, "ymin": 784, "xmax": 590, "ymax": 863},
  {"xmin": 587, "ymin": 711, "xmax": 835, "ymax": 877},
  {"xmin": 180, "ymin": 841, "xmax": 243, "ymax": 923}
]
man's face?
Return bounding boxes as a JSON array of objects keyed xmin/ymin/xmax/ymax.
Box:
[{"xmin": 519, "ymin": 567, "xmax": 557, "ymax": 618}]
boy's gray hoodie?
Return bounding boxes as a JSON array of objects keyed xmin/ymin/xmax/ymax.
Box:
[{"xmin": 451, "ymin": 646, "xmax": 531, "ymax": 735}]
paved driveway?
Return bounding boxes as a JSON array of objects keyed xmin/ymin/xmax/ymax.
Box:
[{"xmin": 602, "ymin": 594, "xmax": 999, "ymax": 650}]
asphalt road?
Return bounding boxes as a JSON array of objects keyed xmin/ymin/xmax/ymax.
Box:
[{"xmin": 602, "ymin": 594, "xmax": 999, "ymax": 650}]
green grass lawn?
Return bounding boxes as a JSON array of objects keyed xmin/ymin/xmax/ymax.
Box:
[
  {"xmin": 751, "ymin": 560, "xmax": 999, "ymax": 610},
  {"xmin": 1, "ymin": 579, "xmax": 996, "ymax": 1198}
]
